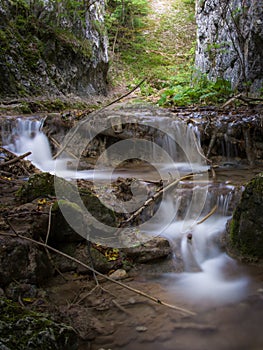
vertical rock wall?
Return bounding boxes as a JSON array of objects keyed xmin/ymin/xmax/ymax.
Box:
[
  {"xmin": 0, "ymin": 0, "xmax": 108, "ymax": 98},
  {"xmin": 195, "ymin": 0, "xmax": 263, "ymax": 94}
]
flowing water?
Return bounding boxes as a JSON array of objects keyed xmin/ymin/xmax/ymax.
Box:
[{"xmin": 2, "ymin": 114, "xmax": 263, "ymax": 349}]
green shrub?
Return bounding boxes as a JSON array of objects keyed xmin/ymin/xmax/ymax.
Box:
[{"xmin": 158, "ymin": 71, "xmax": 233, "ymax": 107}]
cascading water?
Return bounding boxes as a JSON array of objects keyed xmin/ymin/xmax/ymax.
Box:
[
  {"xmin": 2, "ymin": 115, "xmax": 248, "ymax": 306},
  {"xmin": 2, "ymin": 118, "xmax": 55, "ymax": 172}
]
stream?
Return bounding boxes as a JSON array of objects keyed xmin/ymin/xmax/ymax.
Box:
[{"xmin": 1, "ymin": 108, "xmax": 263, "ymax": 350}]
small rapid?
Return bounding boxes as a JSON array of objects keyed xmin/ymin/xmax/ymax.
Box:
[{"xmin": 2, "ymin": 115, "xmax": 249, "ymax": 307}]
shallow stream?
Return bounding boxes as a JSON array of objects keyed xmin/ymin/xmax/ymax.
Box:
[{"xmin": 1, "ymin": 110, "xmax": 263, "ymax": 350}]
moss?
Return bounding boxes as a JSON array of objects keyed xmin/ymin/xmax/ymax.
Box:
[
  {"xmin": 0, "ymin": 1, "xmax": 96, "ymax": 98},
  {"xmin": 0, "ymin": 297, "xmax": 78, "ymax": 350},
  {"xmin": 16, "ymin": 173, "xmax": 55, "ymax": 203},
  {"xmin": 228, "ymin": 173, "xmax": 263, "ymax": 260},
  {"xmin": 80, "ymin": 187, "xmax": 117, "ymax": 227}
]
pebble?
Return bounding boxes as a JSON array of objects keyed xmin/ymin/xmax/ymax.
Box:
[
  {"xmin": 136, "ymin": 326, "xmax": 148, "ymax": 332},
  {"xmin": 109, "ymin": 269, "xmax": 127, "ymax": 280}
]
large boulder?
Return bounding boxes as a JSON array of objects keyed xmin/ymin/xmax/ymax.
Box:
[{"xmin": 227, "ymin": 173, "xmax": 263, "ymax": 262}]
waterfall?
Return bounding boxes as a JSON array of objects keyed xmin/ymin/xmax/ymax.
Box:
[
  {"xmin": 2, "ymin": 117, "xmax": 54, "ymax": 172},
  {"xmin": 146, "ymin": 182, "xmax": 248, "ymax": 305},
  {"xmin": 2, "ymin": 114, "xmax": 248, "ymax": 306}
]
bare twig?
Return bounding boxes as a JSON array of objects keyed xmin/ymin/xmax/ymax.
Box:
[
  {"xmin": 0, "ymin": 151, "xmax": 31, "ymax": 168},
  {"xmin": 45, "ymin": 203, "xmax": 53, "ymax": 245},
  {"xmin": 117, "ymin": 174, "xmax": 194, "ymax": 230},
  {"xmin": 0, "ymin": 231, "xmax": 195, "ymax": 316},
  {"xmin": 196, "ymin": 205, "xmax": 218, "ymax": 225},
  {"xmin": 53, "ymin": 79, "xmax": 146, "ymax": 160},
  {"xmin": 221, "ymin": 93, "xmax": 243, "ymax": 108},
  {"xmin": 49, "ymin": 136, "xmax": 78, "ymax": 160}
]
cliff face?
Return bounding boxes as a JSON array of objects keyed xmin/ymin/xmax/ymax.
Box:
[
  {"xmin": 0, "ymin": 0, "xmax": 108, "ymax": 99},
  {"xmin": 195, "ymin": 0, "xmax": 263, "ymax": 95}
]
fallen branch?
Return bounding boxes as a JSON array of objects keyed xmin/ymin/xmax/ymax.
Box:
[
  {"xmin": 49, "ymin": 136, "xmax": 78, "ymax": 160},
  {"xmin": 117, "ymin": 174, "xmax": 194, "ymax": 229},
  {"xmin": 196, "ymin": 205, "xmax": 218, "ymax": 225},
  {"xmin": 53, "ymin": 78, "xmax": 146, "ymax": 159},
  {"xmin": 221, "ymin": 93, "xmax": 243, "ymax": 108},
  {"xmin": 1, "ymin": 222, "xmax": 195, "ymax": 316},
  {"xmin": 0, "ymin": 151, "xmax": 31, "ymax": 168},
  {"xmin": 222, "ymin": 93, "xmax": 263, "ymax": 108}
]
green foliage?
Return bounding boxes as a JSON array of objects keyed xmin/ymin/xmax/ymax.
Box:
[
  {"xmin": 107, "ymin": 0, "xmax": 233, "ymax": 107},
  {"xmin": 106, "ymin": 0, "xmax": 149, "ymax": 50},
  {"xmin": 158, "ymin": 72, "xmax": 233, "ymax": 106},
  {"xmin": 108, "ymin": 0, "xmax": 199, "ymax": 104},
  {"xmin": 0, "ymin": 297, "xmax": 77, "ymax": 350},
  {"xmin": 182, "ymin": 0, "xmax": 195, "ymax": 6}
]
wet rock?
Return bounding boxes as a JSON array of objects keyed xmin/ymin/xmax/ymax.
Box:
[
  {"xmin": 0, "ymin": 236, "xmax": 52, "ymax": 287},
  {"xmin": 109, "ymin": 269, "xmax": 127, "ymax": 280},
  {"xmin": 15, "ymin": 173, "xmax": 117, "ymax": 243},
  {"xmin": 227, "ymin": 173, "xmax": 263, "ymax": 262},
  {"xmin": 122, "ymin": 237, "xmax": 172, "ymax": 263},
  {"xmin": 0, "ymin": 297, "xmax": 78, "ymax": 350},
  {"xmin": 5, "ymin": 283, "xmax": 37, "ymax": 301},
  {"xmin": 50, "ymin": 200, "xmax": 86, "ymax": 243},
  {"xmin": 16, "ymin": 172, "xmax": 55, "ymax": 203},
  {"xmin": 88, "ymin": 246, "xmax": 121, "ymax": 274}
]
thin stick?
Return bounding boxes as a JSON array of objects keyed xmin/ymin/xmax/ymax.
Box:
[
  {"xmin": 118, "ymin": 174, "xmax": 194, "ymax": 229},
  {"xmin": 50, "ymin": 136, "xmax": 78, "ymax": 160},
  {"xmin": 0, "ymin": 151, "xmax": 31, "ymax": 167},
  {"xmin": 0, "ymin": 231, "xmax": 195, "ymax": 316},
  {"xmin": 196, "ymin": 205, "xmax": 218, "ymax": 225},
  {"xmin": 45, "ymin": 203, "xmax": 53, "ymax": 245},
  {"xmin": 222, "ymin": 93, "xmax": 242, "ymax": 108},
  {"xmin": 53, "ymin": 78, "xmax": 146, "ymax": 159}
]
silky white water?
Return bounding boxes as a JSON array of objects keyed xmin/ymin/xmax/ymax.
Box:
[{"xmin": 2, "ymin": 117, "xmax": 249, "ymax": 306}]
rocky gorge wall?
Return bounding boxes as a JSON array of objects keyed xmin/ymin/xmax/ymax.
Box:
[
  {"xmin": 195, "ymin": 0, "xmax": 263, "ymax": 95},
  {"xmin": 0, "ymin": 0, "xmax": 108, "ymax": 99}
]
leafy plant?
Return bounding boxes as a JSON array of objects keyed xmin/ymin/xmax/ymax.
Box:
[
  {"xmin": 106, "ymin": 0, "xmax": 149, "ymax": 51},
  {"xmin": 158, "ymin": 72, "xmax": 233, "ymax": 107}
]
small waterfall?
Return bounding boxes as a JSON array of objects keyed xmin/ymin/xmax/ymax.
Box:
[
  {"xmin": 2, "ymin": 117, "xmax": 55, "ymax": 171},
  {"xmin": 2, "ymin": 114, "xmax": 248, "ymax": 306},
  {"xmin": 156, "ymin": 120, "xmax": 204, "ymax": 167}
]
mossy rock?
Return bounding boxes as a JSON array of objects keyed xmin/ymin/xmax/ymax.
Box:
[
  {"xmin": 50, "ymin": 199, "xmax": 86, "ymax": 243},
  {"xmin": 0, "ymin": 298, "xmax": 78, "ymax": 350},
  {"xmin": 228, "ymin": 173, "xmax": 263, "ymax": 261},
  {"xmin": 16, "ymin": 173, "xmax": 116, "ymax": 227},
  {"xmin": 16, "ymin": 173, "xmax": 55, "ymax": 203}
]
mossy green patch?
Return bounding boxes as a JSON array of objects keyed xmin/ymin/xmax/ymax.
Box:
[
  {"xmin": 0, "ymin": 297, "xmax": 77, "ymax": 350},
  {"xmin": 229, "ymin": 173, "xmax": 263, "ymax": 260},
  {"xmin": 16, "ymin": 173, "xmax": 55, "ymax": 203}
]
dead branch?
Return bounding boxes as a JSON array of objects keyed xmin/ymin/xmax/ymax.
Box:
[
  {"xmin": 0, "ymin": 151, "xmax": 31, "ymax": 168},
  {"xmin": 49, "ymin": 136, "xmax": 78, "ymax": 160},
  {"xmin": 118, "ymin": 174, "xmax": 194, "ymax": 229},
  {"xmin": 222, "ymin": 93, "xmax": 263, "ymax": 108},
  {"xmin": 196, "ymin": 205, "xmax": 218, "ymax": 225},
  {"xmin": 0, "ymin": 229, "xmax": 195, "ymax": 316},
  {"xmin": 206, "ymin": 131, "xmax": 217, "ymax": 158},
  {"xmin": 53, "ymin": 78, "xmax": 146, "ymax": 160}
]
